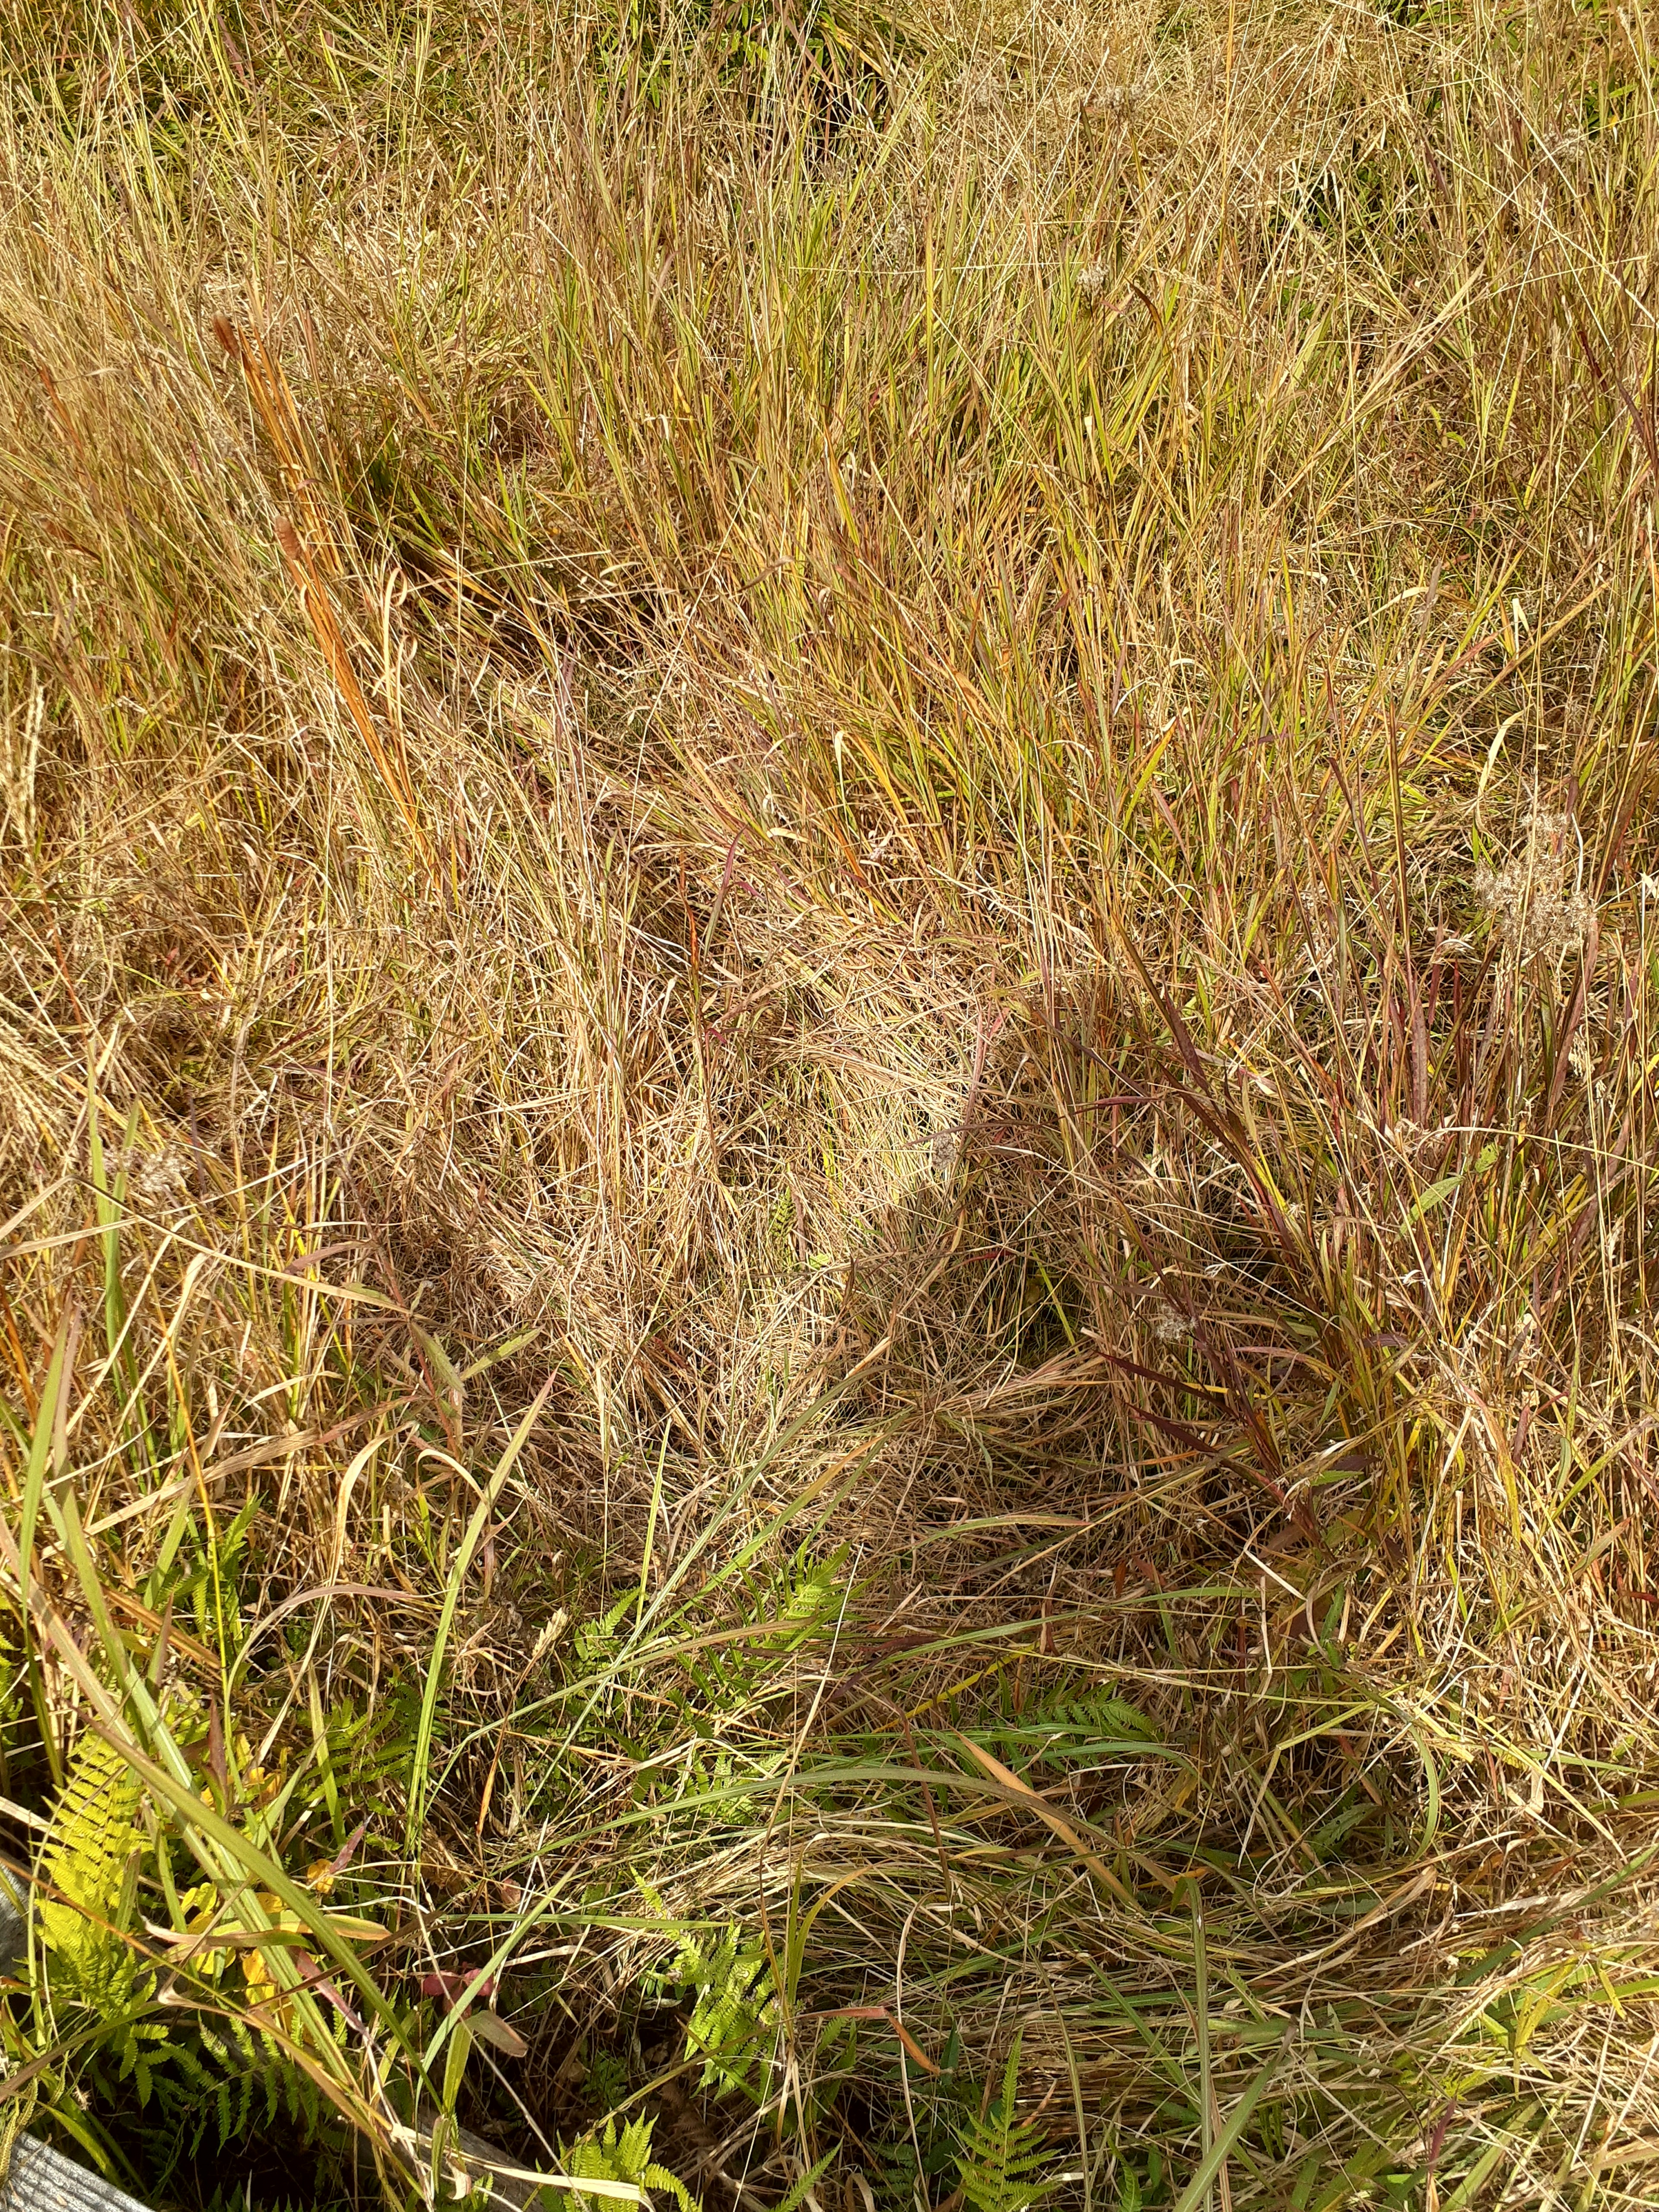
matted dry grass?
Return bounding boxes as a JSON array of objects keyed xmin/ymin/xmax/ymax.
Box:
[{"xmin": 3, "ymin": 1, "xmax": 1659, "ymax": 2206}]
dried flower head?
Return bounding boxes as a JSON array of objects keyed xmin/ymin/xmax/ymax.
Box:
[
  {"xmin": 1151, "ymin": 1300, "xmax": 1192, "ymax": 1344},
  {"xmin": 112, "ymin": 1145, "xmax": 191, "ymax": 1208},
  {"xmin": 1474, "ymin": 809, "xmax": 1594, "ymax": 957},
  {"xmin": 1081, "ymin": 83, "xmax": 1138, "ymax": 123}
]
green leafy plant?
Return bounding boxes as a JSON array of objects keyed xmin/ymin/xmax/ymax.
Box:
[
  {"xmin": 955, "ymin": 2040, "xmax": 1056, "ymax": 2212},
  {"xmin": 23, "ymin": 1717, "xmax": 351, "ymax": 2185},
  {"xmin": 682, "ymin": 1929, "xmax": 774, "ymax": 2101},
  {"xmin": 644, "ymin": 1909, "xmax": 778, "ymax": 2103},
  {"xmin": 605, "ymin": 0, "xmax": 902, "ymax": 115},
  {"xmin": 559, "ymin": 2113, "xmax": 699, "ymax": 2212},
  {"xmin": 37, "ymin": 1727, "xmax": 145, "ymax": 2015},
  {"xmin": 583, "ymin": 2041, "xmax": 632, "ymax": 2115}
]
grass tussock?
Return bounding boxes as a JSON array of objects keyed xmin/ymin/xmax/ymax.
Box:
[{"xmin": 3, "ymin": 0, "xmax": 1659, "ymax": 2205}]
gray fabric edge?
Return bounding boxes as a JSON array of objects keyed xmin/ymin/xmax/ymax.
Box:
[
  {"xmin": 1, "ymin": 2123, "xmax": 550, "ymax": 2212},
  {"xmin": 0, "ymin": 1875, "xmax": 26, "ymax": 1979},
  {"xmin": 401, "ymin": 2114, "xmax": 547, "ymax": 2207},
  {"xmin": 0, "ymin": 2139, "xmax": 150, "ymax": 2212}
]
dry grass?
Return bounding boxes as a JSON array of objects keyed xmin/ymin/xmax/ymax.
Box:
[{"xmin": 3, "ymin": 0, "xmax": 1659, "ymax": 2206}]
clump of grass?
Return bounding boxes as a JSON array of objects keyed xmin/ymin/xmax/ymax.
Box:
[{"xmin": 3, "ymin": 0, "xmax": 1659, "ymax": 2206}]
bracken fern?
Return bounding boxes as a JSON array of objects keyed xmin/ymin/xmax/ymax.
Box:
[
  {"xmin": 37, "ymin": 1729, "xmax": 144, "ymax": 2018},
  {"xmin": 955, "ymin": 2041, "xmax": 1056, "ymax": 2212}
]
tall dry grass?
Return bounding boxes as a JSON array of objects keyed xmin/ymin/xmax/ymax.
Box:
[{"xmin": 3, "ymin": 0, "xmax": 1659, "ymax": 2205}]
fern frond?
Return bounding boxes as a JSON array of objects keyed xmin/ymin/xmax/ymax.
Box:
[
  {"xmin": 957, "ymin": 2039, "xmax": 1055, "ymax": 2212},
  {"xmin": 563, "ymin": 2113, "xmax": 701, "ymax": 2212},
  {"xmin": 769, "ymin": 2147, "xmax": 839, "ymax": 2212},
  {"xmin": 673, "ymin": 1928, "xmax": 775, "ymax": 2100},
  {"xmin": 871, "ymin": 2134, "xmax": 920, "ymax": 2212},
  {"xmin": 38, "ymin": 1727, "xmax": 144, "ymax": 2012},
  {"xmin": 585, "ymin": 2043, "xmax": 630, "ymax": 2113}
]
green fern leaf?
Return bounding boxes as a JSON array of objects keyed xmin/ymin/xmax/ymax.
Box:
[
  {"xmin": 957, "ymin": 2038, "xmax": 1056, "ymax": 2212},
  {"xmin": 585, "ymin": 2043, "xmax": 630, "ymax": 2113},
  {"xmin": 871, "ymin": 2135, "xmax": 920, "ymax": 2212},
  {"xmin": 769, "ymin": 2148, "xmax": 839, "ymax": 2212},
  {"xmin": 38, "ymin": 1727, "xmax": 144, "ymax": 2011},
  {"xmin": 563, "ymin": 2113, "xmax": 700, "ymax": 2212},
  {"xmin": 684, "ymin": 1933, "xmax": 775, "ymax": 2100}
]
